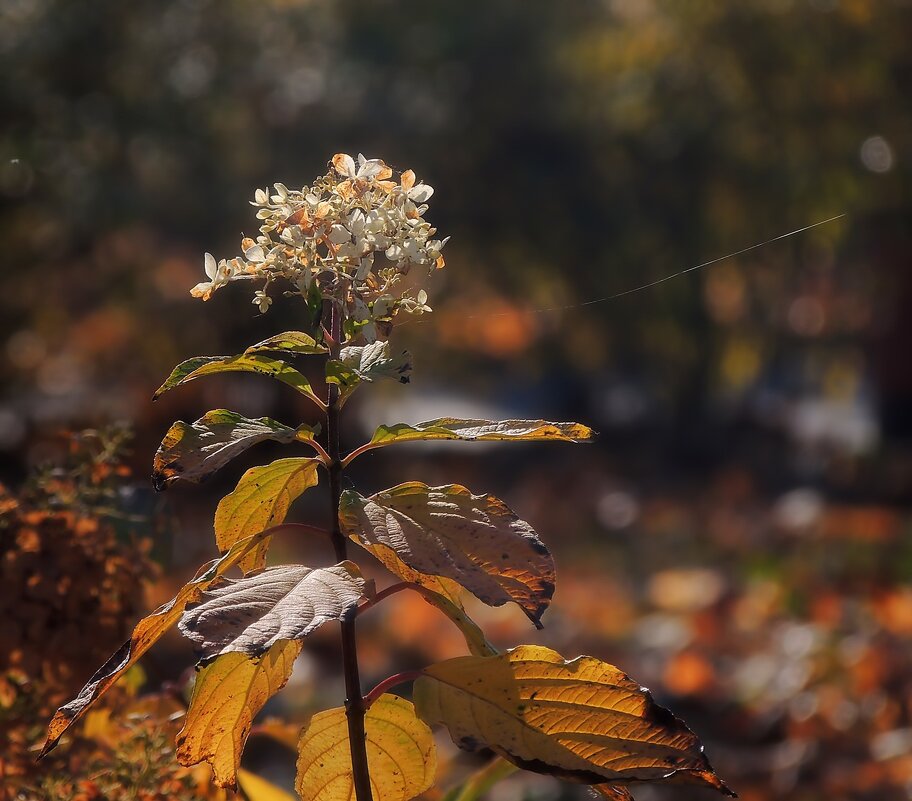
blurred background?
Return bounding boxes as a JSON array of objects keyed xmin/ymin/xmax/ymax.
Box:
[{"xmin": 2, "ymin": 0, "xmax": 911, "ymax": 799}]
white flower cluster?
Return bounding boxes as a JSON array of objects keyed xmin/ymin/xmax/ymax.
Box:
[{"xmin": 191, "ymin": 153, "xmax": 448, "ymax": 341}]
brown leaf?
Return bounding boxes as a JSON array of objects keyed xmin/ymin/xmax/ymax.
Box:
[
  {"xmin": 178, "ymin": 562, "xmax": 365, "ymax": 660},
  {"xmin": 339, "ymin": 483, "xmax": 555, "ymax": 627}
]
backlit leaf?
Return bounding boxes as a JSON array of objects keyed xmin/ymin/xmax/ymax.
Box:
[
  {"xmin": 238, "ymin": 769, "xmax": 298, "ymax": 801},
  {"xmin": 365, "ymin": 418, "xmax": 595, "ymax": 450},
  {"xmin": 244, "ymin": 330, "xmax": 327, "ymax": 357},
  {"xmin": 326, "ymin": 341, "xmax": 412, "ymax": 403},
  {"xmin": 215, "ymin": 457, "xmax": 321, "ymax": 574},
  {"xmin": 152, "ymin": 410, "xmax": 316, "ymax": 490},
  {"xmin": 413, "ymin": 645, "xmax": 733, "ymax": 795},
  {"xmin": 177, "ymin": 640, "xmax": 302, "ymax": 787},
  {"xmin": 153, "ymin": 353, "xmax": 323, "ymax": 408},
  {"xmin": 441, "ymin": 756, "xmax": 517, "ymax": 801},
  {"xmin": 339, "ymin": 483, "xmax": 555, "ymax": 627},
  {"xmin": 40, "ymin": 529, "xmax": 277, "ymax": 757},
  {"xmin": 178, "ymin": 562, "xmax": 365, "ymax": 660},
  {"xmin": 296, "ymin": 694, "xmax": 436, "ymax": 801}
]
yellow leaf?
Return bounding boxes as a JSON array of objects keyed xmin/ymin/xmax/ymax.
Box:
[
  {"xmin": 244, "ymin": 330, "xmax": 327, "ymax": 357},
  {"xmin": 177, "ymin": 640, "xmax": 302, "ymax": 787},
  {"xmin": 413, "ymin": 645, "xmax": 733, "ymax": 795},
  {"xmin": 364, "ymin": 418, "xmax": 595, "ymax": 451},
  {"xmin": 154, "ymin": 353, "xmax": 324, "ymax": 408},
  {"xmin": 215, "ymin": 458, "xmax": 321, "ymax": 574},
  {"xmin": 339, "ymin": 483, "xmax": 555, "ymax": 627},
  {"xmin": 238, "ymin": 768, "xmax": 298, "ymax": 801},
  {"xmin": 40, "ymin": 529, "xmax": 277, "ymax": 757},
  {"xmin": 296, "ymin": 694, "xmax": 436, "ymax": 801}
]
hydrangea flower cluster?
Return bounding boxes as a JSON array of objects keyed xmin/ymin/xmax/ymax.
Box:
[{"xmin": 191, "ymin": 153, "xmax": 448, "ymax": 342}]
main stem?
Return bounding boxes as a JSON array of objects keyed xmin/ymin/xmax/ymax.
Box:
[{"xmin": 324, "ymin": 300, "xmax": 374, "ymax": 801}]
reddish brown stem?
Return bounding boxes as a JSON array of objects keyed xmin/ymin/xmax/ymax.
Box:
[
  {"xmin": 355, "ymin": 582, "xmax": 412, "ymax": 616},
  {"xmin": 363, "ymin": 670, "xmax": 425, "ymax": 709}
]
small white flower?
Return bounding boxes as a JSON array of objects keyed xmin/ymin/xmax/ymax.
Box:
[
  {"xmin": 332, "ymin": 152, "xmax": 389, "ymax": 181},
  {"xmin": 252, "ymin": 289, "xmax": 272, "ymax": 314},
  {"xmin": 190, "ymin": 252, "xmax": 233, "ymax": 300}
]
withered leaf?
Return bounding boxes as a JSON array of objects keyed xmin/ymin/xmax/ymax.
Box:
[
  {"xmin": 152, "ymin": 410, "xmax": 316, "ymax": 490},
  {"xmin": 215, "ymin": 457, "xmax": 321, "ymax": 575},
  {"xmin": 339, "ymin": 482, "xmax": 555, "ymax": 627},
  {"xmin": 177, "ymin": 640, "xmax": 302, "ymax": 787},
  {"xmin": 40, "ymin": 530, "xmax": 277, "ymax": 757},
  {"xmin": 296, "ymin": 694, "xmax": 436, "ymax": 801},
  {"xmin": 178, "ymin": 562, "xmax": 365, "ymax": 660},
  {"xmin": 153, "ymin": 353, "xmax": 323, "ymax": 408},
  {"xmin": 413, "ymin": 645, "xmax": 733, "ymax": 795}
]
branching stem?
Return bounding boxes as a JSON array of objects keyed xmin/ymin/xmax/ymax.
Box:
[
  {"xmin": 363, "ymin": 670, "xmax": 425, "ymax": 709},
  {"xmin": 323, "ymin": 299, "xmax": 374, "ymax": 801}
]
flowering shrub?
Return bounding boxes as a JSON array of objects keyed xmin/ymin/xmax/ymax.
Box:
[{"xmin": 43, "ymin": 155, "xmax": 732, "ymax": 801}]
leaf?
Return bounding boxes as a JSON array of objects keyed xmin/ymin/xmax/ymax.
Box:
[
  {"xmin": 339, "ymin": 483, "xmax": 555, "ymax": 627},
  {"xmin": 152, "ymin": 410, "xmax": 315, "ymax": 490},
  {"xmin": 326, "ymin": 341, "xmax": 412, "ymax": 403},
  {"xmin": 40, "ymin": 529, "xmax": 277, "ymax": 757},
  {"xmin": 238, "ymin": 769, "xmax": 298, "ymax": 801},
  {"xmin": 373, "ymin": 549, "xmax": 496, "ymax": 658},
  {"xmin": 366, "ymin": 418, "xmax": 596, "ymax": 450},
  {"xmin": 178, "ymin": 562, "xmax": 365, "ymax": 660},
  {"xmin": 215, "ymin": 457, "xmax": 321, "ymax": 574},
  {"xmin": 153, "ymin": 353, "xmax": 323, "ymax": 408},
  {"xmin": 244, "ymin": 330, "xmax": 327, "ymax": 357},
  {"xmin": 441, "ymin": 756, "xmax": 518, "ymax": 801},
  {"xmin": 413, "ymin": 645, "xmax": 733, "ymax": 795},
  {"xmin": 296, "ymin": 694, "xmax": 436, "ymax": 801},
  {"xmin": 177, "ymin": 640, "xmax": 302, "ymax": 787}
]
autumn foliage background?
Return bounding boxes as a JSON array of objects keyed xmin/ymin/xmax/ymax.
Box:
[{"xmin": 2, "ymin": 1, "xmax": 911, "ymax": 800}]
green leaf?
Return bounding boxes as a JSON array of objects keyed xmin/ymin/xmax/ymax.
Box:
[
  {"xmin": 413, "ymin": 645, "xmax": 733, "ymax": 795},
  {"xmin": 178, "ymin": 562, "xmax": 365, "ymax": 660},
  {"xmin": 176, "ymin": 640, "xmax": 302, "ymax": 787},
  {"xmin": 296, "ymin": 694, "xmax": 436, "ymax": 801},
  {"xmin": 244, "ymin": 330, "xmax": 327, "ymax": 357},
  {"xmin": 153, "ymin": 353, "xmax": 324, "ymax": 408},
  {"xmin": 39, "ymin": 529, "xmax": 280, "ymax": 757},
  {"xmin": 368, "ymin": 418, "xmax": 596, "ymax": 448},
  {"xmin": 326, "ymin": 341, "xmax": 412, "ymax": 404},
  {"xmin": 215, "ymin": 457, "xmax": 321, "ymax": 574},
  {"xmin": 152, "ymin": 410, "xmax": 316, "ymax": 490},
  {"xmin": 339, "ymin": 483, "xmax": 555, "ymax": 628}
]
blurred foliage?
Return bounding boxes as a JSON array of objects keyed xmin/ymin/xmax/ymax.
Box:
[{"xmin": 1, "ymin": 1, "xmax": 911, "ymax": 799}]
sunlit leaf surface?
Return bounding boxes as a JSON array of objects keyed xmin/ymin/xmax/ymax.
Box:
[
  {"xmin": 179, "ymin": 562, "xmax": 365, "ymax": 660},
  {"xmin": 177, "ymin": 640, "xmax": 302, "ymax": 787},
  {"xmin": 244, "ymin": 330, "xmax": 327, "ymax": 357},
  {"xmin": 152, "ymin": 410, "xmax": 310, "ymax": 489},
  {"xmin": 414, "ymin": 645, "xmax": 733, "ymax": 794},
  {"xmin": 215, "ymin": 457, "xmax": 321, "ymax": 574},
  {"xmin": 296, "ymin": 694, "xmax": 436, "ymax": 801},
  {"xmin": 339, "ymin": 482, "xmax": 555, "ymax": 627},
  {"xmin": 153, "ymin": 353, "xmax": 323, "ymax": 407}
]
